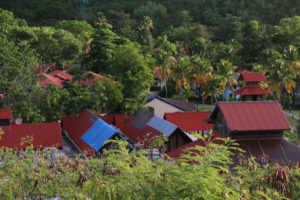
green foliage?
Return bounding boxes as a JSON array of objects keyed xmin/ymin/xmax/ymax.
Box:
[
  {"xmin": 0, "ymin": 137, "xmax": 299, "ymax": 199},
  {"xmin": 111, "ymin": 42, "xmax": 153, "ymax": 114},
  {"xmin": 54, "ymin": 20, "xmax": 94, "ymax": 43},
  {"xmin": 85, "ymin": 23, "xmax": 118, "ymax": 73}
]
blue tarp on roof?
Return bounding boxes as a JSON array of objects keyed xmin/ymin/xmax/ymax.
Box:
[
  {"xmin": 81, "ymin": 118, "xmax": 117, "ymax": 151},
  {"xmin": 147, "ymin": 116, "xmax": 177, "ymax": 137}
]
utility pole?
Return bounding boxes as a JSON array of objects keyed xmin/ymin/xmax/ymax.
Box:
[{"xmin": 75, "ymin": 0, "xmax": 88, "ymax": 20}]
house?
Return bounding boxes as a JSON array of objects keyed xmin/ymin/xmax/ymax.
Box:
[
  {"xmin": 0, "ymin": 109, "xmax": 12, "ymax": 126},
  {"xmin": 111, "ymin": 109, "xmax": 194, "ymax": 152},
  {"xmin": 166, "ymin": 131, "xmax": 226, "ymax": 160},
  {"xmin": 48, "ymin": 70, "xmax": 74, "ymax": 82},
  {"xmin": 78, "ymin": 71, "xmax": 116, "ymax": 86},
  {"xmin": 62, "ymin": 109, "xmax": 129, "ymax": 156},
  {"xmin": 206, "ymin": 101, "xmax": 300, "ymax": 163},
  {"xmin": 39, "ymin": 72, "xmax": 65, "ymax": 88},
  {"xmin": 234, "ymin": 72, "xmax": 269, "ymax": 101},
  {"xmin": 164, "ymin": 112, "xmax": 213, "ymax": 134},
  {"xmin": 145, "ymin": 93, "xmax": 196, "ymax": 118},
  {"xmin": 0, "ymin": 109, "xmax": 62, "ymax": 149}
]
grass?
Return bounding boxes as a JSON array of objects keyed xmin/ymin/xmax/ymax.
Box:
[
  {"xmin": 285, "ymin": 114, "xmax": 298, "ymax": 129},
  {"xmin": 289, "ymin": 109, "xmax": 300, "ymax": 117},
  {"xmin": 194, "ymin": 103, "xmax": 214, "ymax": 112}
]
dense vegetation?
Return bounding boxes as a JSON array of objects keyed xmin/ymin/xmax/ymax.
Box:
[
  {"xmin": 0, "ymin": 137, "xmax": 299, "ymax": 199},
  {"xmin": 0, "ymin": 0, "xmax": 299, "ymax": 122}
]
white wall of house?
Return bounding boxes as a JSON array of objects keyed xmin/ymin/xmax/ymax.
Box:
[{"xmin": 144, "ymin": 98, "xmax": 183, "ymax": 118}]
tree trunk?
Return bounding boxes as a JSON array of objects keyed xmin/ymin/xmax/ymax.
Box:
[
  {"xmin": 164, "ymin": 80, "xmax": 168, "ymax": 98},
  {"xmin": 202, "ymin": 95, "xmax": 205, "ymax": 111},
  {"xmin": 211, "ymin": 95, "xmax": 213, "ymax": 105}
]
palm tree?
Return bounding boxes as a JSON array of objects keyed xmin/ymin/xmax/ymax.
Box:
[
  {"xmin": 153, "ymin": 36, "xmax": 177, "ymax": 97},
  {"xmin": 171, "ymin": 56, "xmax": 192, "ymax": 95},
  {"xmin": 190, "ymin": 56, "xmax": 213, "ymax": 110},
  {"xmin": 264, "ymin": 47, "xmax": 300, "ymax": 99},
  {"xmin": 202, "ymin": 77, "xmax": 223, "ymax": 105},
  {"xmin": 215, "ymin": 59, "xmax": 238, "ymax": 101}
]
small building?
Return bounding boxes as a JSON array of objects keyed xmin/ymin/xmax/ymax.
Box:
[
  {"xmin": 78, "ymin": 71, "xmax": 116, "ymax": 86},
  {"xmin": 164, "ymin": 112, "xmax": 213, "ymax": 134},
  {"xmin": 62, "ymin": 109, "xmax": 129, "ymax": 156},
  {"xmin": 234, "ymin": 72, "xmax": 269, "ymax": 101},
  {"xmin": 145, "ymin": 93, "xmax": 196, "ymax": 118},
  {"xmin": 117, "ymin": 109, "xmax": 194, "ymax": 152},
  {"xmin": 0, "ymin": 109, "xmax": 62, "ymax": 149},
  {"xmin": 206, "ymin": 101, "xmax": 300, "ymax": 163},
  {"xmin": 166, "ymin": 131, "xmax": 226, "ymax": 160},
  {"xmin": 39, "ymin": 73, "xmax": 65, "ymax": 88},
  {"xmin": 0, "ymin": 109, "xmax": 12, "ymax": 126}
]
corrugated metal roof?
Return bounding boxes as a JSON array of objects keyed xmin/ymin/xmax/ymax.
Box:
[
  {"xmin": 39, "ymin": 73, "xmax": 64, "ymax": 88},
  {"xmin": 234, "ymin": 85, "xmax": 269, "ymax": 95},
  {"xmin": 216, "ymin": 101, "xmax": 291, "ymax": 132},
  {"xmin": 238, "ymin": 72, "xmax": 266, "ymax": 82},
  {"xmin": 147, "ymin": 116, "xmax": 177, "ymax": 137},
  {"xmin": 0, "ymin": 109, "xmax": 12, "ymax": 119},
  {"xmin": 232, "ymin": 138, "xmax": 300, "ymax": 164},
  {"xmin": 166, "ymin": 132, "xmax": 226, "ymax": 160},
  {"xmin": 0, "ymin": 122, "xmax": 63, "ymax": 149},
  {"xmin": 121, "ymin": 116, "xmax": 164, "ymax": 148},
  {"xmin": 130, "ymin": 109, "xmax": 154, "ymax": 129},
  {"xmin": 48, "ymin": 70, "xmax": 74, "ymax": 81},
  {"xmin": 81, "ymin": 118, "xmax": 117, "ymax": 151},
  {"xmin": 78, "ymin": 71, "xmax": 116, "ymax": 86},
  {"xmin": 62, "ymin": 110, "xmax": 98, "ymax": 156},
  {"xmin": 164, "ymin": 112, "xmax": 213, "ymax": 132}
]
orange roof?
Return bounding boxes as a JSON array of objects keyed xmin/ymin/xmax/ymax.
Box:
[
  {"xmin": 78, "ymin": 71, "xmax": 116, "ymax": 86},
  {"xmin": 39, "ymin": 73, "xmax": 64, "ymax": 88},
  {"xmin": 48, "ymin": 70, "xmax": 73, "ymax": 81},
  {"xmin": 164, "ymin": 112, "xmax": 213, "ymax": 132},
  {"xmin": 238, "ymin": 72, "xmax": 266, "ymax": 82},
  {"xmin": 0, "ymin": 122, "xmax": 62, "ymax": 149},
  {"xmin": 234, "ymin": 85, "xmax": 270, "ymax": 95},
  {"xmin": 0, "ymin": 109, "xmax": 12, "ymax": 119}
]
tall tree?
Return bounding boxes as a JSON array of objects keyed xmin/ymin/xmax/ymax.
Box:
[
  {"xmin": 153, "ymin": 35, "xmax": 177, "ymax": 97},
  {"xmin": 111, "ymin": 42, "xmax": 153, "ymax": 114},
  {"xmin": 85, "ymin": 23, "xmax": 117, "ymax": 73}
]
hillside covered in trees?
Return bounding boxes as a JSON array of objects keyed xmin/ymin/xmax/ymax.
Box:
[{"xmin": 0, "ymin": 0, "xmax": 299, "ymax": 122}]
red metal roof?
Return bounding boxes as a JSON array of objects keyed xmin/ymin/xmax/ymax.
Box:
[
  {"xmin": 100, "ymin": 114, "xmax": 128, "ymax": 129},
  {"xmin": 0, "ymin": 109, "xmax": 12, "ymax": 119},
  {"xmin": 164, "ymin": 112, "xmax": 213, "ymax": 132},
  {"xmin": 48, "ymin": 70, "xmax": 74, "ymax": 81},
  {"xmin": 216, "ymin": 101, "xmax": 291, "ymax": 132},
  {"xmin": 78, "ymin": 71, "xmax": 116, "ymax": 86},
  {"xmin": 238, "ymin": 72, "xmax": 266, "ymax": 82},
  {"xmin": 234, "ymin": 85, "xmax": 270, "ymax": 95},
  {"xmin": 62, "ymin": 110, "xmax": 96, "ymax": 156},
  {"xmin": 39, "ymin": 73, "xmax": 64, "ymax": 88},
  {"xmin": 120, "ymin": 116, "xmax": 164, "ymax": 148},
  {"xmin": 0, "ymin": 122, "xmax": 62, "ymax": 149},
  {"xmin": 166, "ymin": 132, "xmax": 226, "ymax": 160}
]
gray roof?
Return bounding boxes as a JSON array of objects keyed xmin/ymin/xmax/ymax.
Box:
[{"xmin": 146, "ymin": 93, "xmax": 196, "ymax": 112}]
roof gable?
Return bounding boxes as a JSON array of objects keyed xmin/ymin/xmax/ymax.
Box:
[
  {"xmin": 39, "ymin": 73, "xmax": 64, "ymax": 88},
  {"xmin": 238, "ymin": 72, "xmax": 266, "ymax": 82},
  {"xmin": 234, "ymin": 85, "xmax": 270, "ymax": 95},
  {"xmin": 210, "ymin": 101, "xmax": 291, "ymax": 132},
  {"xmin": 48, "ymin": 70, "xmax": 73, "ymax": 81},
  {"xmin": 164, "ymin": 112, "xmax": 213, "ymax": 132}
]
